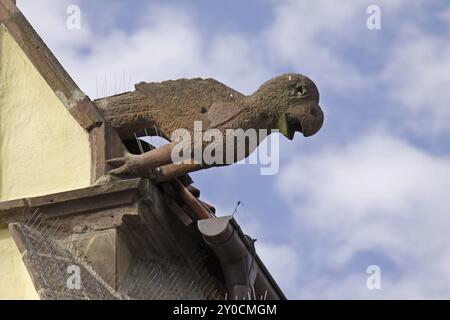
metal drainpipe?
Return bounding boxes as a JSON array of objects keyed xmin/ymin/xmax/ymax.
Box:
[{"xmin": 198, "ymin": 216, "xmax": 258, "ymax": 300}]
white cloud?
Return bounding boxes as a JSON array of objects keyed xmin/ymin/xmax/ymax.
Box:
[
  {"xmin": 256, "ymin": 242, "xmax": 301, "ymax": 297},
  {"xmin": 18, "ymin": 0, "xmax": 90, "ymax": 51},
  {"xmin": 264, "ymin": 0, "xmax": 411, "ymax": 91},
  {"xmin": 276, "ymin": 130, "xmax": 450, "ymax": 298},
  {"xmin": 18, "ymin": 0, "xmax": 412, "ymax": 98},
  {"xmin": 18, "ymin": 1, "xmax": 270, "ymax": 97},
  {"xmin": 265, "ymin": 0, "xmax": 367, "ymax": 90},
  {"xmin": 381, "ymin": 26, "xmax": 450, "ymax": 135}
]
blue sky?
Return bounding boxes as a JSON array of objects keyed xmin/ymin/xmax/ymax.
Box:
[{"xmin": 18, "ymin": 0, "xmax": 450, "ymax": 298}]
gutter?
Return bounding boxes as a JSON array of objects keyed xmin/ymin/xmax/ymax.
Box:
[{"xmin": 198, "ymin": 216, "xmax": 286, "ymax": 300}]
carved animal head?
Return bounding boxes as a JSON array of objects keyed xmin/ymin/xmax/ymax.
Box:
[{"xmin": 253, "ymin": 73, "xmax": 324, "ymax": 139}]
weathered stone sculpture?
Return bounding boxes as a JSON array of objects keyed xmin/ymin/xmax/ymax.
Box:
[{"xmin": 95, "ymin": 73, "xmax": 324, "ymax": 181}]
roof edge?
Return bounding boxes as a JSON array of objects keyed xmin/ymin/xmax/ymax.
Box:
[{"xmin": 0, "ymin": 178, "xmax": 144, "ymax": 225}]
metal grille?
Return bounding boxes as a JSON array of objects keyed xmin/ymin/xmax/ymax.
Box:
[{"xmin": 13, "ymin": 210, "xmax": 224, "ymax": 300}]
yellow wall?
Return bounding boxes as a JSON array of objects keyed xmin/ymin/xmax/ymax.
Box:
[
  {"xmin": 0, "ymin": 227, "xmax": 39, "ymax": 300},
  {"xmin": 0, "ymin": 26, "xmax": 92, "ymax": 299},
  {"xmin": 0, "ymin": 26, "xmax": 91, "ymax": 201}
]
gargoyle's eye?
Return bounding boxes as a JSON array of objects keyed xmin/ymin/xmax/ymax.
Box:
[{"xmin": 290, "ymin": 85, "xmax": 308, "ymax": 97}]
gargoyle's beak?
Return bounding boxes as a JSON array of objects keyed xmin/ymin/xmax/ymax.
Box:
[{"xmin": 284, "ymin": 103, "xmax": 324, "ymax": 140}]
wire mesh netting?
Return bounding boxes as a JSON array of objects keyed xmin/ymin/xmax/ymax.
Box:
[{"xmin": 12, "ymin": 210, "xmax": 224, "ymax": 300}]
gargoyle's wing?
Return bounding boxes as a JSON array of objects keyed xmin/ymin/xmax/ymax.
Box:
[{"xmin": 208, "ymin": 102, "xmax": 245, "ymax": 128}]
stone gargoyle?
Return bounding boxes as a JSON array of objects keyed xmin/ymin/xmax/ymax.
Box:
[{"xmin": 95, "ymin": 73, "xmax": 324, "ymax": 181}]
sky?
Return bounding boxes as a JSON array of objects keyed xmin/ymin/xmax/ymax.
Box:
[{"xmin": 16, "ymin": 0, "xmax": 450, "ymax": 299}]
